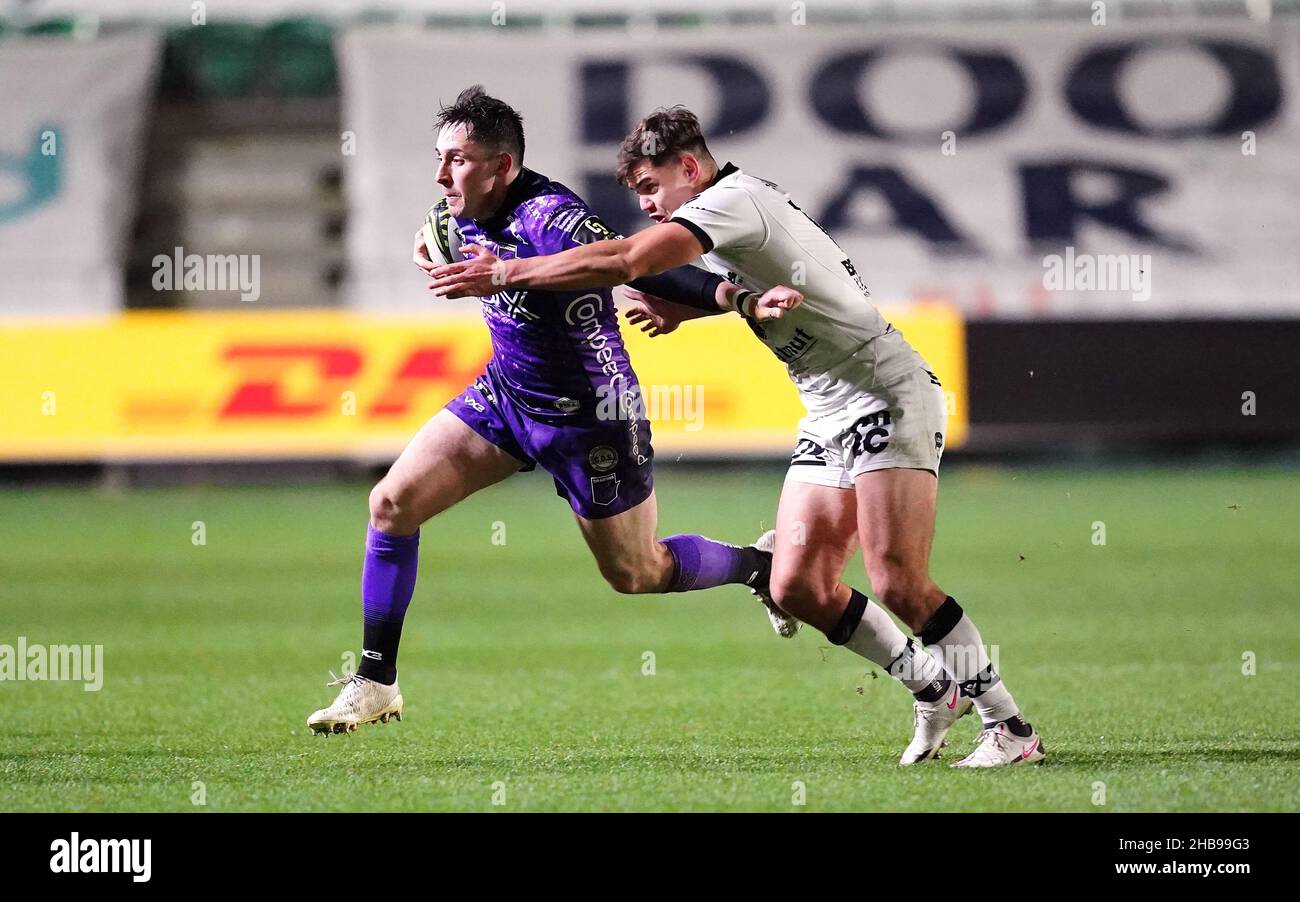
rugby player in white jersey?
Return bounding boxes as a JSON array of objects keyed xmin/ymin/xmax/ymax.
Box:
[{"xmin": 429, "ymin": 107, "xmax": 1044, "ymax": 767}]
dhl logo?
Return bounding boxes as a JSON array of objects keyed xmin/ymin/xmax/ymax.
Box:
[
  {"xmin": 121, "ymin": 341, "xmax": 491, "ymax": 426},
  {"xmin": 218, "ymin": 342, "xmax": 490, "ymax": 419}
]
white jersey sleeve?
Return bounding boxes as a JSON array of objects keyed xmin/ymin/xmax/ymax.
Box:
[{"xmin": 668, "ymin": 182, "xmax": 767, "ymax": 254}]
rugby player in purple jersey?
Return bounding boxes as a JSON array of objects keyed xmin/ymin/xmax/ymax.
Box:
[{"xmin": 307, "ymin": 87, "xmax": 801, "ymax": 734}]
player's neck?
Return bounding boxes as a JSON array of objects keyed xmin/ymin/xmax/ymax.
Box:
[
  {"xmin": 696, "ymin": 163, "xmax": 717, "ymax": 193},
  {"xmin": 691, "ymin": 159, "xmax": 720, "ymax": 193},
  {"xmin": 478, "ymin": 167, "xmax": 524, "ymax": 222}
]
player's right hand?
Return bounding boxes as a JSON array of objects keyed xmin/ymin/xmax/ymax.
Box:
[
  {"xmin": 751, "ymin": 286, "xmax": 803, "ymax": 321},
  {"xmin": 413, "ymin": 226, "xmax": 436, "ymax": 275}
]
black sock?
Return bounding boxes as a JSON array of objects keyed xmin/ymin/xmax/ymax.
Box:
[
  {"xmin": 913, "ymin": 676, "xmax": 952, "ymax": 704},
  {"xmin": 825, "ymin": 588, "xmax": 870, "ymax": 645},
  {"xmin": 744, "ymin": 545, "xmax": 772, "ymax": 594},
  {"xmin": 357, "ymin": 617, "xmax": 402, "ymax": 685},
  {"xmin": 918, "ymin": 595, "xmax": 964, "ymax": 645},
  {"xmin": 983, "ymin": 714, "xmax": 1032, "ymax": 737}
]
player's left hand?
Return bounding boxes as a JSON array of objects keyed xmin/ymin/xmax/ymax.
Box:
[
  {"xmin": 428, "ymin": 244, "xmax": 507, "ymax": 298},
  {"xmin": 622, "ymin": 288, "xmax": 684, "ymax": 337},
  {"xmin": 750, "ymin": 286, "xmax": 803, "ymax": 321}
]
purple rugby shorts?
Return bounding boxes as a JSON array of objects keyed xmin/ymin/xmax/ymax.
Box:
[{"xmin": 445, "ymin": 363, "xmax": 654, "ymax": 519}]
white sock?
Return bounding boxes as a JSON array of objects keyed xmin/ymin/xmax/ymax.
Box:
[
  {"xmin": 841, "ymin": 593, "xmax": 948, "ymax": 697},
  {"xmin": 920, "ymin": 598, "xmax": 1020, "ymax": 724}
]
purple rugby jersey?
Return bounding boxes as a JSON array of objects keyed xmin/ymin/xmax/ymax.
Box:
[
  {"xmin": 451, "ymin": 168, "xmax": 640, "ymax": 419},
  {"xmin": 436, "ymin": 168, "xmax": 654, "ymax": 518}
]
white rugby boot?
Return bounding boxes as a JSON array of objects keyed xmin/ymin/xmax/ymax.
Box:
[
  {"xmin": 307, "ymin": 671, "xmax": 403, "ymax": 736},
  {"xmin": 749, "ymin": 529, "xmax": 800, "ymax": 638},
  {"xmin": 899, "ymin": 680, "xmax": 974, "ymax": 765},
  {"xmin": 952, "ymin": 721, "xmax": 1046, "ymax": 768}
]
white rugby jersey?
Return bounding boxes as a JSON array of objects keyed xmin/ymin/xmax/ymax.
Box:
[{"xmin": 669, "ymin": 163, "xmax": 924, "ymax": 419}]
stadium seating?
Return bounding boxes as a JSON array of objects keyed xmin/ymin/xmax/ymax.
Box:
[{"xmin": 267, "ymin": 18, "xmax": 337, "ymax": 98}]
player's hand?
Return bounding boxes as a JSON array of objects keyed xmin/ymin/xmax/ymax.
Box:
[
  {"xmin": 622, "ymin": 288, "xmax": 684, "ymax": 337},
  {"xmin": 751, "ymin": 285, "xmax": 803, "ymax": 321},
  {"xmin": 413, "ymin": 226, "xmax": 437, "ymax": 275},
  {"xmin": 428, "ymin": 244, "xmax": 506, "ymax": 298}
]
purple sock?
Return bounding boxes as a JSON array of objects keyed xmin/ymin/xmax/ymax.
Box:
[
  {"xmin": 357, "ymin": 524, "xmax": 419, "ymax": 685},
  {"xmin": 661, "ymin": 534, "xmax": 767, "ymax": 593}
]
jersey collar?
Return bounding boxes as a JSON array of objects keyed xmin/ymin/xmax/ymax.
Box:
[
  {"xmin": 682, "ymin": 162, "xmax": 739, "ymax": 207},
  {"xmin": 705, "ymin": 161, "xmax": 739, "ymax": 189},
  {"xmin": 474, "ymin": 167, "xmax": 544, "ymax": 231}
]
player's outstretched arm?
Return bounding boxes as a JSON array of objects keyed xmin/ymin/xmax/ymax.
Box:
[
  {"xmin": 427, "ymin": 226, "xmax": 802, "ymax": 321},
  {"xmin": 514, "ymin": 222, "xmax": 703, "ymax": 288},
  {"xmin": 428, "ymin": 222, "xmax": 702, "ymax": 297}
]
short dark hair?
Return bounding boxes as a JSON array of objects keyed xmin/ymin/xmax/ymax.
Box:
[
  {"xmin": 616, "ymin": 106, "xmax": 712, "ymax": 185},
  {"xmin": 435, "ymin": 85, "xmax": 525, "ymax": 166}
]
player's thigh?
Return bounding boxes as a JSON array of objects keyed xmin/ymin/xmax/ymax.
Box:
[
  {"xmin": 573, "ymin": 489, "xmax": 668, "ymax": 594},
  {"xmin": 371, "ymin": 409, "xmax": 523, "ymax": 531},
  {"xmin": 771, "ymin": 478, "xmax": 858, "ymax": 605},
  {"xmin": 853, "ymin": 467, "xmax": 943, "ymax": 625},
  {"xmin": 853, "ymin": 467, "xmax": 937, "ymax": 567}
]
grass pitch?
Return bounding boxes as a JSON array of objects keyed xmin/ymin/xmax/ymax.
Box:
[{"xmin": 1, "ymin": 464, "xmax": 1297, "ymax": 812}]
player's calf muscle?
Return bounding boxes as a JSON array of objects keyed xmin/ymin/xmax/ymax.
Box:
[
  {"xmin": 577, "ymin": 494, "xmax": 674, "ymax": 595},
  {"xmin": 866, "ymin": 564, "xmax": 944, "ymax": 631},
  {"xmin": 587, "ymin": 534, "xmax": 674, "ymax": 594},
  {"xmin": 597, "ymin": 555, "xmax": 670, "ymax": 594}
]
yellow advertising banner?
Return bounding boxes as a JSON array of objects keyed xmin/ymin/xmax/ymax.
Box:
[{"xmin": 1, "ymin": 306, "xmax": 965, "ymax": 461}]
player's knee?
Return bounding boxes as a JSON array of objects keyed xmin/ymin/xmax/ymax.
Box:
[
  {"xmin": 369, "ymin": 482, "xmax": 420, "ymax": 534},
  {"xmin": 770, "ymin": 573, "xmax": 836, "ymax": 618}
]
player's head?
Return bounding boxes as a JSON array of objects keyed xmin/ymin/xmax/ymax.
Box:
[
  {"xmin": 433, "ymin": 86, "xmax": 525, "ymax": 220},
  {"xmin": 616, "ymin": 106, "xmax": 717, "ymax": 222}
]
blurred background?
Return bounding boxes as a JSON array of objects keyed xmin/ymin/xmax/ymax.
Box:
[{"xmin": 2, "ymin": 0, "xmax": 1298, "ymax": 476}]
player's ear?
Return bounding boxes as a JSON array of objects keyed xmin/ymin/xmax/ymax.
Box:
[{"xmin": 679, "ymin": 152, "xmax": 698, "ymax": 182}]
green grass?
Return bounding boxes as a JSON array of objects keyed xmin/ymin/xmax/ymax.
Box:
[{"xmin": 1, "ymin": 465, "xmax": 1297, "ymax": 811}]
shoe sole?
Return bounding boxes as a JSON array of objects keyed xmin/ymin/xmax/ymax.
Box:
[
  {"xmin": 763, "ymin": 598, "xmax": 800, "ymax": 638},
  {"xmin": 308, "ymin": 695, "xmax": 404, "ymax": 736}
]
